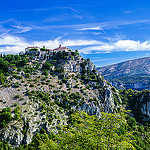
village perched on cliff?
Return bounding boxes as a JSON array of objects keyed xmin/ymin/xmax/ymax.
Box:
[
  {"xmin": 24, "ymin": 44, "xmax": 96, "ymax": 73},
  {"xmin": 25, "ymin": 44, "xmax": 70, "ymax": 60}
]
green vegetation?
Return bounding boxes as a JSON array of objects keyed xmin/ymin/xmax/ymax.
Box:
[
  {"xmin": 0, "ymin": 107, "xmax": 12, "ymax": 129},
  {"xmin": 1, "ymin": 111, "xmax": 149, "ymax": 150},
  {"xmin": 14, "ymin": 106, "xmax": 21, "ymax": 120},
  {"xmin": 42, "ymin": 62, "xmax": 53, "ymax": 70},
  {"xmin": 120, "ymin": 89, "xmax": 150, "ymax": 124}
]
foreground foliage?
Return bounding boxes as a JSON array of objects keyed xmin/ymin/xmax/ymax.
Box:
[{"xmin": 0, "ymin": 111, "xmax": 149, "ymax": 150}]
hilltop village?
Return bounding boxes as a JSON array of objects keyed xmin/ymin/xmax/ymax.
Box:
[
  {"xmin": 25, "ymin": 45, "xmax": 96, "ymax": 73},
  {"xmin": 25, "ymin": 44, "xmax": 70, "ymax": 60}
]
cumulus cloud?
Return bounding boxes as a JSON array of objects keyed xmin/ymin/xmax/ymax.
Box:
[
  {"xmin": 0, "ymin": 34, "xmax": 102, "ymax": 53},
  {"xmin": 0, "ymin": 35, "xmax": 28, "ymax": 53},
  {"xmin": 80, "ymin": 40, "xmax": 150, "ymax": 53},
  {"xmin": 1, "ymin": 34, "xmax": 150, "ymax": 54}
]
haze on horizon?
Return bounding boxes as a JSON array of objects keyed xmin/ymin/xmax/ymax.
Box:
[{"xmin": 1, "ymin": 0, "xmax": 150, "ymax": 67}]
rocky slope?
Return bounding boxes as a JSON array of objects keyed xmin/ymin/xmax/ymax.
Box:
[
  {"xmin": 0, "ymin": 51, "xmax": 121, "ymax": 147},
  {"xmin": 97, "ymin": 57, "xmax": 150, "ymax": 90}
]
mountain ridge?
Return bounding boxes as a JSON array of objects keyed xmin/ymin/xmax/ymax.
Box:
[
  {"xmin": 97, "ymin": 56, "xmax": 150, "ymax": 90},
  {"xmin": 97, "ymin": 56, "xmax": 150, "ymax": 78}
]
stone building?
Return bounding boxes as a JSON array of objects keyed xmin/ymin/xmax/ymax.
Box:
[{"xmin": 25, "ymin": 46, "xmax": 41, "ymax": 55}]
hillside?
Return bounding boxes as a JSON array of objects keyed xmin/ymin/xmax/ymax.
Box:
[
  {"xmin": 0, "ymin": 48, "xmax": 149, "ymax": 149},
  {"xmin": 97, "ymin": 57, "xmax": 150, "ymax": 90}
]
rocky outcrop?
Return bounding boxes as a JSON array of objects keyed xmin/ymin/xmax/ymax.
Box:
[
  {"xmin": 0, "ymin": 121, "xmax": 24, "ymax": 146},
  {"xmin": 63, "ymin": 60, "xmax": 82, "ymax": 72},
  {"xmin": 85, "ymin": 61, "xmax": 95, "ymax": 71},
  {"xmin": 71, "ymin": 102, "xmax": 102, "ymax": 119},
  {"xmin": 72, "ymin": 81, "xmax": 121, "ymax": 119},
  {"xmin": 141, "ymin": 101, "xmax": 150, "ymax": 118},
  {"xmin": 139, "ymin": 93, "xmax": 150, "ymax": 120}
]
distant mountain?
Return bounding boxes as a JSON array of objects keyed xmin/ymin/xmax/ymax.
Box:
[{"xmin": 97, "ymin": 57, "xmax": 150, "ymax": 90}]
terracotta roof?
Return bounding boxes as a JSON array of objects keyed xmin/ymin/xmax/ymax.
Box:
[{"xmin": 53, "ymin": 47, "xmax": 68, "ymax": 50}]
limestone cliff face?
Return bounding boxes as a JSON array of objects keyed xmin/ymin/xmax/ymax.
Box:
[
  {"xmin": 0, "ymin": 123, "xmax": 24, "ymax": 146},
  {"xmin": 140, "ymin": 93, "xmax": 150, "ymax": 119},
  {"xmin": 141, "ymin": 101, "xmax": 150, "ymax": 118},
  {"xmin": 63, "ymin": 56, "xmax": 95, "ymax": 73},
  {"xmin": 122, "ymin": 90, "xmax": 150, "ymax": 121}
]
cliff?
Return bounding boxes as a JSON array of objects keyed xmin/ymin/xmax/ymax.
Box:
[{"xmin": 0, "ymin": 50, "xmax": 121, "ymax": 147}]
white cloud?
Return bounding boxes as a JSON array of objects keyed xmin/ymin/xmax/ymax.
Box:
[
  {"xmin": 0, "ymin": 35, "xmax": 28, "ymax": 53},
  {"xmin": 1, "ymin": 35, "xmax": 150, "ymax": 54},
  {"xmin": 12, "ymin": 25, "xmax": 32, "ymax": 33},
  {"xmin": 80, "ymin": 40, "xmax": 150, "ymax": 53},
  {"xmin": 92, "ymin": 32, "xmax": 102, "ymax": 35},
  {"xmin": 62, "ymin": 39, "xmax": 102, "ymax": 46},
  {"xmin": 77, "ymin": 26, "xmax": 101, "ymax": 31},
  {"xmin": 0, "ymin": 34, "xmax": 102, "ymax": 53}
]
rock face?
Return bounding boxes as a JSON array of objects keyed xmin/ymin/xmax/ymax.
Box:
[
  {"xmin": 63, "ymin": 57, "xmax": 95, "ymax": 73},
  {"xmin": 0, "ymin": 122, "xmax": 24, "ymax": 146},
  {"xmin": 63, "ymin": 60, "xmax": 82, "ymax": 72},
  {"xmin": 141, "ymin": 101, "xmax": 150, "ymax": 118},
  {"xmin": 79, "ymin": 102, "xmax": 101, "ymax": 118},
  {"xmin": 139, "ymin": 93, "xmax": 150, "ymax": 120}
]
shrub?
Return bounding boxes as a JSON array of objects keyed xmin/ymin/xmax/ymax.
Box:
[
  {"xmin": 127, "ymin": 117, "xmax": 136, "ymax": 128},
  {"xmin": 14, "ymin": 103, "xmax": 18, "ymax": 106},
  {"xmin": 42, "ymin": 62, "xmax": 53, "ymax": 70},
  {"xmin": 0, "ymin": 107, "xmax": 12, "ymax": 128},
  {"xmin": 14, "ymin": 106, "xmax": 20, "ymax": 120},
  {"xmin": 15, "ymin": 95, "xmax": 20, "ymax": 99},
  {"xmin": 41, "ymin": 81, "xmax": 46, "ymax": 85},
  {"xmin": 86, "ymin": 86, "xmax": 90, "ymax": 89},
  {"xmin": 55, "ymin": 68, "xmax": 64, "ymax": 73},
  {"xmin": 74, "ymin": 84, "xmax": 79, "ymax": 88},
  {"xmin": 25, "ymin": 73, "xmax": 30, "ymax": 78},
  {"xmin": 13, "ymin": 82, "xmax": 20, "ymax": 88},
  {"xmin": 29, "ymin": 84, "xmax": 34, "ymax": 87},
  {"xmin": 42, "ymin": 70, "xmax": 49, "ymax": 76}
]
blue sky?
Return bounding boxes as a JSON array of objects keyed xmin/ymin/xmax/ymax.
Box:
[{"xmin": 1, "ymin": 0, "xmax": 150, "ymax": 67}]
